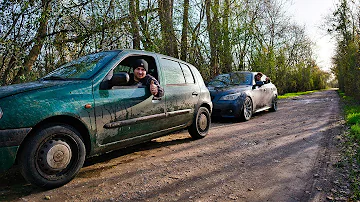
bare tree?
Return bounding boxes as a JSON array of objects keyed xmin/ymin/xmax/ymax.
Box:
[
  {"xmin": 221, "ymin": 0, "xmax": 232, "ymax": 72},
  {"xmin": 205, "ymin": 0, "xmax": 220, "ymax": 77},
  {"xmin": 180, "ymin": 0, "xmax": 189, "ymax": 61},
  {"xmin": 158, "ymin": 0, "xmax": 178, "ymax": 57},
  {"xmin": 129, "ymin": 0, "xmax": 141, "ymax": 49},
  {"xmin": 13, "ymin": 0, "xmax": 52, "ymax": 84}
]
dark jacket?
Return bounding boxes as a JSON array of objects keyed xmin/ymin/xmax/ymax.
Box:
[{"xmin": 128, "ymin": 74, "xmax": 164, "ymax": 97}]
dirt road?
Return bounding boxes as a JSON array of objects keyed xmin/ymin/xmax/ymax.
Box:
[{"xmin": 0, "ymin": 90, "xmax": 344, "ymax": 201}]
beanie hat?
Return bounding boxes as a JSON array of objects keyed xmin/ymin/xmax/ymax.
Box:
[{"xmin": 133, "ymin": 59, "xmax": 148, "ymax": 72}]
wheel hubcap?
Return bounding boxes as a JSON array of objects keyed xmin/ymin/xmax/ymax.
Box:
[
  {"xmin": 244, "ymin": 99, "xmax": 252, "ymax": 118},
  {"xmin": 38, "ymin": 139, "xmax": 72, "ymax": 173},
  {"xmin": 198, "ymin": 113, "xmax": 208, "ymax": 131},
  {"xmin": 273, "ymin": 99, "xmax": 278, "ymax": 109}
]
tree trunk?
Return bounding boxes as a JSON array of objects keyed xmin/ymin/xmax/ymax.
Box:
[
  {"xmin": 180, "ymin": 0, "xmax": 189, "ymax": 61},
  {"xmin": 205, "ymin": 0, "xmax": 220, "ymax": 77},
  {"xmin": 129, "ymin": 0, "xmax": 141, "ymax": 49},
  {"xmin": 221, "ymin": 0, "xmax": 232, "ymax": 72},
  {"xmin": 158, "ymin": 0, "xmax": 178, "ymax": 58}
]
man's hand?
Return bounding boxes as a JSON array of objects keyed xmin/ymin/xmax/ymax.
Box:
[{"xmin": 150, "ymin": 80, "xmax": 158, "ymax": 96}]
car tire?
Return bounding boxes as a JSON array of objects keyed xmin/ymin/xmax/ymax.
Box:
[
  {"xmin": 270, "ymin": 96, "xmax": 278, "ymax": 112},
  {"xmin": 240, "ymin": 97, "xmax": 253, "ymax": 121},
  {"xmin": 188, "ymin": 107, "xmax": 211, "ymax": 139},
  {"xmin": 19, "ymin": 124, "xmax": 86, "ymax": 189}
]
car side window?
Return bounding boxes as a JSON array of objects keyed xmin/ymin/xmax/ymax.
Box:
[
  {"xmin": 180, "ymin": 63, "xmax": 195, "ymax": 84},
  {"xmin": 113, "ymin": 64, "xmax": 132, "ymax": 74},
  {"xmin": 160, "ymin": 58, "xmax": 186, "ymax": 85},
  {"xmin": 100, "ymin": 56, "xmax": 162, "ymax": 90}
]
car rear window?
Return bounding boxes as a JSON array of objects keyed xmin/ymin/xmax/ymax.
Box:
[{"xmin": 160, "ymin": 58, "xmax": 186, "ymax": 84}]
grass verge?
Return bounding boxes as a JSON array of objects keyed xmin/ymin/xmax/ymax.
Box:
[
  {"xmin": 278, "ymin": 90, "xmax": 318, "ymax": 99},
  {"xmin": 338, "ymin": 91, "xmax": 360, "ymax": 200}
]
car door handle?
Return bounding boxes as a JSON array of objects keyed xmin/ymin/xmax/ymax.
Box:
[{"xmin": 192, "ymin": 92, "xmax": 199, "ymax": 96}]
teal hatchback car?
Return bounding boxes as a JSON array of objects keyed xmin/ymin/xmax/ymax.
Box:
[{"xmin": 0, "ymin": 50, "xmax": 212, "ymax": 188}]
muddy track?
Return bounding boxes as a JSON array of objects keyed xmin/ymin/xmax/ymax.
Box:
[{"xmin": 0, "ymin": 89, "xmax": 343, "ymax": 202}]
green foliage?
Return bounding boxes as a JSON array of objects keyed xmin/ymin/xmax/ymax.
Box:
[
  {"xmin": 0, "ymin": 0, "xmax": 330, "ymax": 94},
  {"xmin": 346, "ymin": 105, "xmax": 360, "ymax": 124},
  {"xmin": 350, "ymin": 123, "xmax": 360, "ymax": 141},
  {"xmin": 347, "ymin": 113, "xmax": 360, "ymax": 124},
  {"xmin": 339, "ymin": 90, "xmax": 360, "ymax": 199},
  {"xmin": 330, "ymin": 4, "xmax": 360, "ymax": 195},
  {"xmin": 345, "ymin": 105, "xmax": 360, "ymax": 141},
  {"xmin": 341, "ymin": 91, "xmax": 360, "ymax": 142},
  {"xmin": 329, "ymin": 0, "xmax": 360, "ymax": 101}
]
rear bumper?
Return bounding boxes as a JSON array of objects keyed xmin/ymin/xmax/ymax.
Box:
[{"xmin": 0, "ymin": 128, "xmax": 31, "ymax": 172}]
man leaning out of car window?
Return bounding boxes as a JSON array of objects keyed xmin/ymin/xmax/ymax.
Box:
[{"xmin": 128, "ymin": 59, "xmax": 164, "ymax": 98}]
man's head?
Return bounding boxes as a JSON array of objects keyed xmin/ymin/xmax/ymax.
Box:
[
  {"xmin": 133, "ymin": 59, "xmax": 148, "ymax": 81},
  {"xmin": 255, "ymin": 72, "xmax": 263, "ymax": 81}
]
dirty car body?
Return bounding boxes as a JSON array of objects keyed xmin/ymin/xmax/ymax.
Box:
[
  {"xmin": 0, "ymin": 49, "xmax": 212, "ymax": 188},
  {"xmin": 207, "ymin": 71, "xmax": 277, "ymax": 121}
]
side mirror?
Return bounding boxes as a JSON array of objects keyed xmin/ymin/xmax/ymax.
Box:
[{"xmin": 111, "ymin": 72, "xmax": 130, "ymax": 87}]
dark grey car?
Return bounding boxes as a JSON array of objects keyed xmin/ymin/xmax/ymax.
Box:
[{"xmin": 207, "ymin": 71, "xmax": 277, "ymax": 121}]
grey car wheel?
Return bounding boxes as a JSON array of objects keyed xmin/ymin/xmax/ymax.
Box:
[
  {"xmin": 188, "ymin": 107, "xmax": 211, "ymax": 139},
  {"xmin": 240, "ymin": 97, "xmax": 253, "ymax": 121},
  {"xmin": 270, "ymin": 96, "xmax": 278, "ymax": 112},
  {"xmin": 19, "ymin": 124, "xmax": 86, "ymax": 189}
]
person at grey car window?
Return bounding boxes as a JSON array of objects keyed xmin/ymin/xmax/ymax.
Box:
[
  {"xmin": 128, "ymin": 59, "xmax": 164, "ymax": 98},
  {"xmin": 254, "ymin": 72, "xmax": 271, "ymax": 84},
  {"xmin": 255, "ymin": 72, "xmax": 263, "ymax": 82}
]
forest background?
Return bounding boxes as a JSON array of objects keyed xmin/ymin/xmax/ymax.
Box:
[{"xmin": 0, "ymin": 0, "xmax": 358, "ymax": 96}]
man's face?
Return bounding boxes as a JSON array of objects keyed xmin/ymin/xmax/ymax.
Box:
[{"xmin": 134, "ymin": 67, "xmax": 146, "ymax": 81}]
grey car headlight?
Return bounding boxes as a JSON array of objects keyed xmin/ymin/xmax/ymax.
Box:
[
  {"xmin": 0, "ymin": 107, "xmax": 2, "ymax": 119},
  {"xmin": 219, "ymin": 93, "xmax": 242, "ymax": 101}
]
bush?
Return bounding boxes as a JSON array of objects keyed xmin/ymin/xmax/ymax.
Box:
[
  {"xmin": 347, "ymin": 112, "xmax": 360, "ymax": 125},
  {"xmin": 350, "ymin": 123, "xmax": 360, "ymax": 141}
]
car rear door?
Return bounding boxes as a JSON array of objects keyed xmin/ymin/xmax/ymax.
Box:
[{"xmin": 159, "ymin": 57, "xmax": 200, "ymax": 128}]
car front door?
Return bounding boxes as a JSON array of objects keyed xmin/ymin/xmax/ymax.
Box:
[
  {"xmin": 260, "ymin": 74, "xmax": 274, "ymax": 108},
  {"xmin": 251, "ymin": 74, "xmax": 271, "ymax": 110},
  {"xmin": 93, "ymin": 55, "xmax": 166, "ymax": 147}
]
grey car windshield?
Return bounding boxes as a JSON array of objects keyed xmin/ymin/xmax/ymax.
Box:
[
  {"xmin": 208, "ymin": 72, "xmax": 252, "ymax": 87},
  {"xmin": 42, "ymin": 51, "xmax": 119, "ymax": 80}
]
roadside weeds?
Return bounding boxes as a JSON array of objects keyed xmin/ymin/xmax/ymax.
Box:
[{"xmin": 333, "ymin": 92, "xmax": 360, "ymax": 201}]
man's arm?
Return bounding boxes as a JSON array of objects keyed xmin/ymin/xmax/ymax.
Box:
[{"xmin": 144, "ymin": 75, "xmax": 164, "ymax": 97}]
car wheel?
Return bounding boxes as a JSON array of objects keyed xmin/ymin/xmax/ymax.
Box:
[
  {"xmin": 240, "ymin": 97, "xmax": 253, "ymax": 121},
  {"xmin": 270, "ymin": 96, "xmax": 278, "ymax": 112},
  {"xmin": 188, "ymin": 107, "xmax": 211, "ymax": 139},
  {"xmin": 19, "ymin": 124, "xmax": 86, "ymax": 189}
]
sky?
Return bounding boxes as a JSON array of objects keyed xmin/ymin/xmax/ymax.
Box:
[{"xmin": 287, "ymin": 0, "xmax": 338, "ymax": 72}]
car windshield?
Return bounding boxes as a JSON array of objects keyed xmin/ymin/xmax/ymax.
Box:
[
  {"xmin": 42, "ymin": 51, "xmax": 119, "ymax": 80},
  {"xmin": 207, "ymin": 72, "xmax": 252, "ymax": 87}
]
